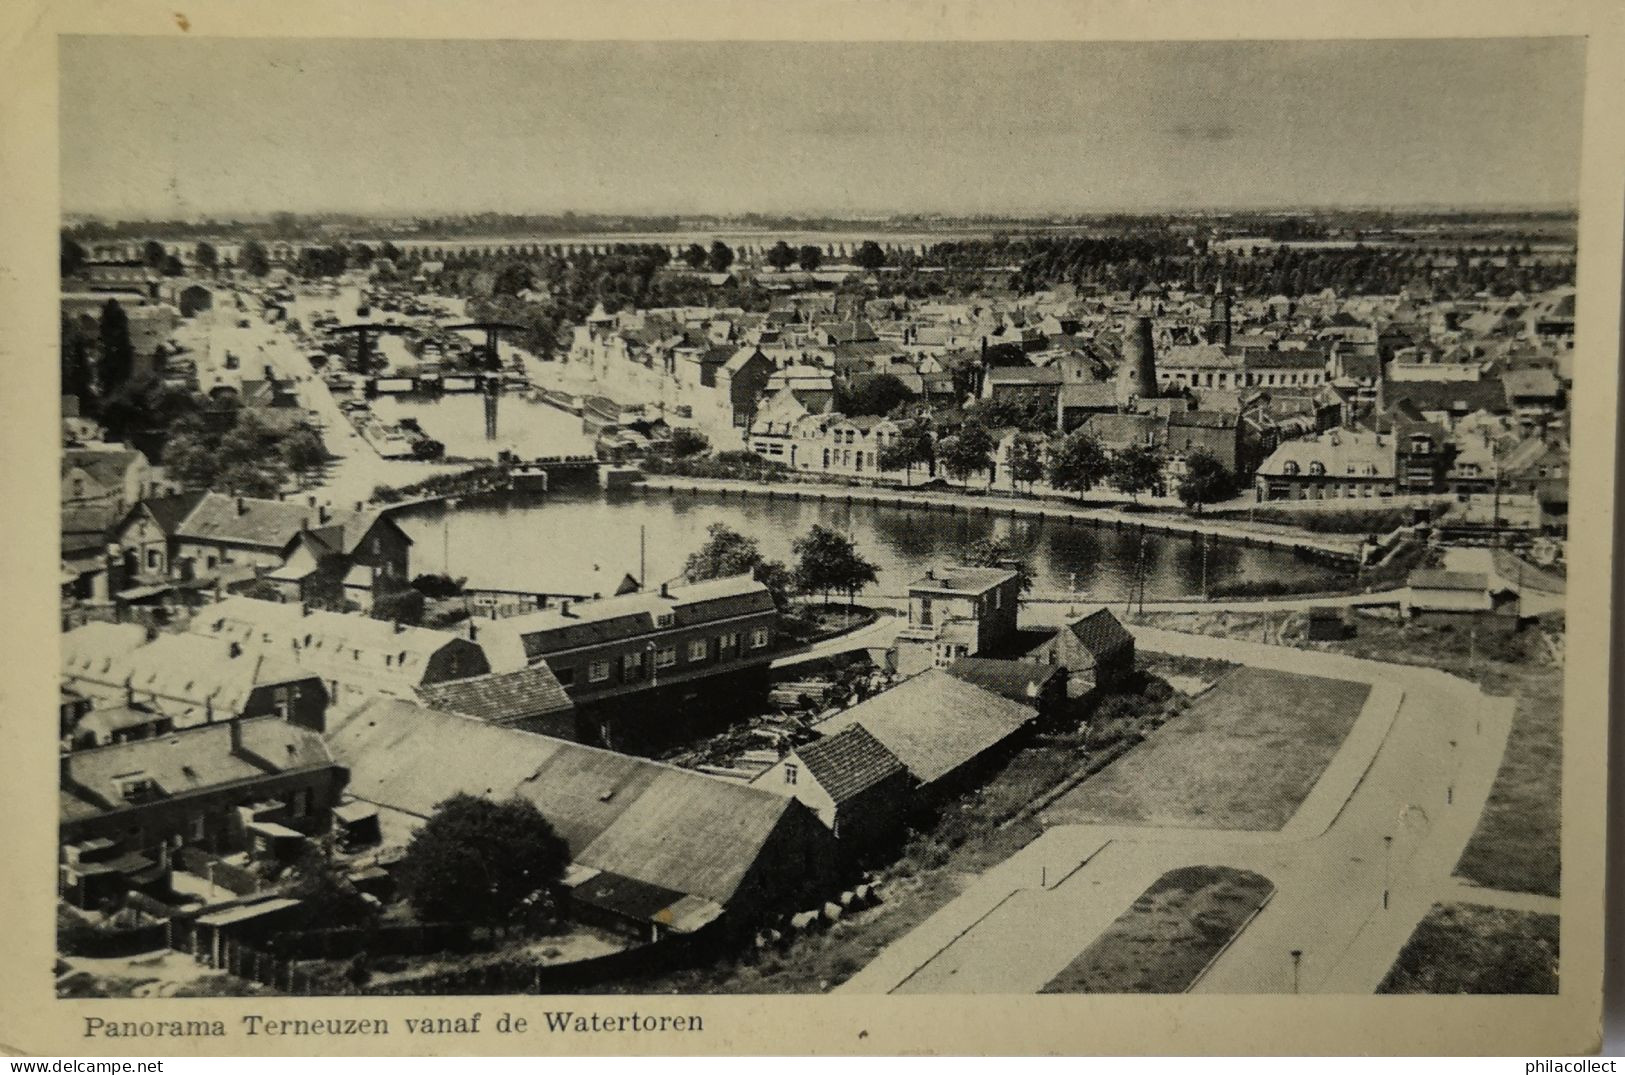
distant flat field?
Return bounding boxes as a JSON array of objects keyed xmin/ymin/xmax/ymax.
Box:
[{"xmin": 1046, "ymin": 666, "xmax": 1371, "ymax": 830}]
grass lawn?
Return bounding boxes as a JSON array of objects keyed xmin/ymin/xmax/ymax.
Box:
[
  {"xmin": 1041, "ymin": 866, "xmax": 1274, "ymax": 993},
  {"xmin": 1379, "ymin": 903, "xmax": 1558, "ymax": 994},
  {"xmin": 1453, "ymin": 666, "xmax": 1562, "ymax": 897},
  {"xmin": 1131, "ymin": 609, "xmax": 1564, "ymax": 897},
  {"xmin": 1044, "ymin": 666, "xmax": 1371, "ymax": 830},
  {"xmin": 587, "ymin": 676, "xmax": 1192, "ymax": 994}
]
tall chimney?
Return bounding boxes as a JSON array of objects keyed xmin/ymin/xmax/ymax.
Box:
[
  {"xmin": 1119, "ymin": 316, "xmax": 1158, "ymax": 402},
  {"xmin": 235, "ymin": 496, "xmax": 247, "ymax": 515}
]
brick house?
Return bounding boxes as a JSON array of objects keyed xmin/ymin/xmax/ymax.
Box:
[
  {"xmin": 752, "ymin": 724, "xmax": 914, "ymax": 850},
  {"xmin": 1023, "ymin": 608, "xmax": 1136, "ymax": 693},
  {"xmin": 894, "ymin": 565, "xmax": 1022, "ymax": 677}
]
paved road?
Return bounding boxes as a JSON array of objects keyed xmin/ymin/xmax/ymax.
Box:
[
  {"xmin": 771, "ymin": 615, "xmax": 904, "ymax": 670},
  {"xmin": 841, "ymin": 624, "xmax": 1525, "ymax": 995}
]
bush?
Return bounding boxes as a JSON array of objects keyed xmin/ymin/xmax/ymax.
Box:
[
  {"xmin": 669, "ymin": 428, "xmax": 710, "ymax": 458},
  {"xmin": 412, "ymin": 573, "xmax": 466, "ymax": 598}
]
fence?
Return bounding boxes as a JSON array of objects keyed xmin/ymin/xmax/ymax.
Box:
[
  {"xmin": 58, "ymin": 920, "xmax": 169, "ymax": 958},
  {"xmin": 267, "ymin": 922, "xmax": 475, "ymax": 961},
  {"xmin": 174, "ymin": 847, "xmax": 264, "ymax": 897},
  {"xmin": 361, "ymin": 928, "xmax": 719, "ymax": 995}
]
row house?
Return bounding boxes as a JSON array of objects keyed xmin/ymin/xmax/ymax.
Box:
[
  {"xmin": 1254, "ymin": 430, "xmax": 1397, "ymax": 502},
  {"xmin": 60, "ymin": 717, "xmax": 346, "ymax": 904},
  {"xmin": 190, "ymin": 596, "xmax": 490, "ymax": 715},
  {"xmin": 481, "ymin": 573, "xmax": 780, "ymax": 713},
  {"xmin": 61, "ymin": 627, "xmax": 329, "ymax": 745}
]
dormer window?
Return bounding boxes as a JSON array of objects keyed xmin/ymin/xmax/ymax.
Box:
[
  {"xmin": 1283, "ymin": 461, "xmax": 1301, "ymax": 476},
  {"xmin": 1308, "ymin": 462, "xmax": 1326, "ymax": 476}
]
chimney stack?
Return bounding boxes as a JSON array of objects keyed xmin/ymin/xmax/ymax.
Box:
[
  {"xmin": 228, "ymin": 641, "xmax": 242, "ymax": 658},
  {"xmin": 393, "ymin": 620, "xmax": 405, "ymax": 634},
  {"xmin": 560, "ymin": 599, "xmax": 573, "ymax": 618},
  {"xmin": 659, "ymin": 582, "xmax": 670, "ymax": 598},
  {"xmin": 236, "ymin": 496, "xmax": 247, "ymax": 515},
  {"xmin": 468, "ymin": 622, "xmax": 479, "ymax": 642},
  {"xmin": 318, "ymin": 504, "xmax": 330, "ymax": 525}
]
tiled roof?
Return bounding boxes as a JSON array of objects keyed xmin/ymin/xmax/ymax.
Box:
[
  {"xmin": 792, "ymin": 724, "xmax": 907, "ymax": 805},
  {"xmin": 1066, "ymin": 608, "xmax": 1135, "ymax": 659},
  {"xmin": 1058, "ymin": 382, "xmax": 1121, "ymax": 409},
  {"xmin": 63, "ymin": 631, "xmax": 314, "ymax": 722},
  {"xmin": 816, "ymin": 669, "xmax": 1038, "ymax": 785},
  {"xmin": 945, "ymin": 657, "xmax": 1063, "ymax": 705},
  {"xmin": 174, "ymin": 492, "xmax": 319, "ymax": 551},
  {"xmin": 62, "ymin": 448, "xmax": 144, "ymax": 489},
  {"xmin": 415, "ymin": 664, "xmax": 574, "ymax": 725},
  {"xmin": 485, "ymin": 575, "xmax": 774, "ymax": 662},
  {"xmin": 61, "ymin": 717, "xmax": 334, "ymax": 823},
  {"xmin": 193, "ymin": 597, "xmax": 487, "ymax": 695},
  {"xmin": 327, "ymin": 700, "xmax": 822, "ymax": 908}
]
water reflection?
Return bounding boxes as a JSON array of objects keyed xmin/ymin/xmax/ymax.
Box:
[{"xmin": 398, "ymin": 489, "xmax": 1346, "ymax": 601}]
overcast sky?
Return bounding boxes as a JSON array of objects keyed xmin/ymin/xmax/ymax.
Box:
[{"xmin": 60, "ymin": 36, "xmax": 1585, "ymax": 218}]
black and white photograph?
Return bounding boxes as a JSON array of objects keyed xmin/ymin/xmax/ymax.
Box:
[{"xmin": 7, "ymin": 4, "xmax": 1619, "ymax": 1057}]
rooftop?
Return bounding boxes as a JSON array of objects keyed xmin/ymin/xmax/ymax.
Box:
[{"xmin": 909, "ymin": 565, "xmax": 1018, "ymax": 595}]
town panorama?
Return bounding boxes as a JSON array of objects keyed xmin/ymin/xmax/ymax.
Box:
[{"xmin": 57, "ymin": 203, "xmax": 1572, "ymax": 999}]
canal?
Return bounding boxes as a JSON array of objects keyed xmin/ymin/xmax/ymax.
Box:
[{"xmin": 395, "ymin": 488, "xmax": 1349, "ymax": 602}]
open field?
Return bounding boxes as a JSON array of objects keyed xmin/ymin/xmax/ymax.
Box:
[
  {"xmin": 1041, "ymin": 866, "xmax": 1275, "ymax": 994},
  {"xmin": 1045, "ymin": 666, "xmax": 1370, "ymax": 830},
  {"xmin": 1131, "ymin": 608, "xmax": 1564, "ymax": 897},
  {"xmin": 1453, "ymin": 666, "xmax": 1563, "ymax": 897},
  {"xmin": 1378, "ymin": 903, "xmax": 1558, "ymax": 994}
]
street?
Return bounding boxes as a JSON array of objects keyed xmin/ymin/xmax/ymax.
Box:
[{"xmin": 840, "ymin": 625, "xmax": 1523, "ymax": 995}]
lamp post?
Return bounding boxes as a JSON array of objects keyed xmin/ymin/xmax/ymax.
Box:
[
  {"xmin": 1290, "ymin": 949, "xmax": 1303, "ymax": 994},
  {"xmin": 1447, "ymin": 738, "xmax": 1459, "ymax": 806},
  {"xmin": 1382, "ymin": 834, "xmax": 1393, "ymax": 910}
]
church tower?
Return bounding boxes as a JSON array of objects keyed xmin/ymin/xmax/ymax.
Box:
[{"xmin": 1118, "ymin": 316, "xmax": 1159, "ymax": 405}]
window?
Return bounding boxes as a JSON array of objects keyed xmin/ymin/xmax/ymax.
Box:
[
  {"xmin": 784, "ymin": 764, "xmax": 798, "ymax": 786},
  {"xmin": 554, "ymin": 665, "xmax": 576, "ymax": 686},
  {"xmin": 688, "ymin": 640, "xmax": 708, "ymax": 662},
  {"xmin": 146, "ymin": 548, "xmax": 159, "ymax": 569},
  {"xmin": 1308, "ymin": 462, "xmax": 1326, "ymax": 476},
  {"xmin": 720, "ymin": 631, "xmax": 740, "ymax": 650},
  {"xmin": 994, "ymin": 588, "xmax": 1002, "ymax": 611},
  {"xmin": 655, "ymin": 612, "xmax": 675, "ymax": 628},
  {"xmin": 622, "ymin": 651, "xmax": 643, "ymax": 677},
  {"xmin": 587, "ymin": 660, "xmax": 611, "ymax": 683},
  {"xmin": 273, "ymin": 687, "xmax": 290, "ymax": 720},
  {"xmin": 750, "ymin": 627, "xmax": 770, "ymax": 649},
  {"xmin": 1282, "ymin": 461, "xmax": 1300, "ymax": 476},
  {"xmin": 655, "ymin": 646, "xmax": 677, "ymax": 669},
  {"xmin": 188, "ymin": 815, "xmax": 207, "ymax": 842}
]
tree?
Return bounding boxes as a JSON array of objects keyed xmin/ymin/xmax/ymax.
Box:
[
  {"xmin": 853, "ymin": 240, "xmax": 888, "ymax": 271},
  {"xmin": 797, "ymin": 244, "xmax": 823, "ymax": 271},
  {"xmin": 281, "ymin": 426, "xmax": 330, "ymax": 479},
  {"xmin": 142, "ymin": 240, "xmax": 167, "ymax": 270},
  {"xmin": 681, "ymin": 243, "xmax": 708, "ymax": 270},
  {"xmin": 668, "ymin": 427, "xmax": 710, "ymax": 458},
  {"xmin": 684, "ymin": 523, "xmax": 767, "ymax": 583},
  {"xmin": 60, "ymin": 235, "xmax": 87, "ymax": 279},
  {"xmin": 683, "ymin": 523, "xmax": 794, "ymax": 609},
  {"xmin": 1047, "ymin": 428, "xmax": 1110, "ymax": 496},
  {"xmin": 792, "ymin": 524, "xmax": 878, "ymax": 608},
  {"xmin": 765, "ymin": 240, "xmax": 797, "ymax": 271},
  {"xmin": 412, "ymin": 573, "xmax": 466, "ymax": 598},
  {"xmin": 936, "ymin": 422, "xmax": 996, "ymax": 486},
  {"xmin": 963, "ymin": 536, "xmax": 1033, "ymax": 593},
  {"xmin": 410, "ymin": 437, "xmax": 446, "ymax": 461},
  {"xmin": 60, "ymin": 316, "xmax": 95, "ymax": 409},
  {"xmin": 1110, "ymin": 443, "xmax": 1164, "ymax": 501},
  {"xmin": 1006, "ymin": 433, "xmax": 1047, "ymax": 493},
  {"xmin": 371, "ymin": 581, "xmax": 426, "ymax": 627},
  {"xmin": 193, "ymin": 241, "xmax": 218, "ymax": 274},
  {"xmin": 836, "ymin": 373, "xmax": 913, "ymax": 417},
  {"xmin": 877, "ymin": 421, "xmax": 934, "ymax": 484},
  {"xmin": 706, "ymin": 240, "xmax": 735, "ymax": 274},
  {"xmin": 492, "ymin": 261, "xmax": 532, "ymax": 298},
  {"xmin": 283, "ymin": 845, "xmax": 378, "ymax": 929},
  {"xmin": 241, "ymin": 239, "xmax": 271, "ymax": 278},
  {"xmin": 396, "ymin": 794, "xmax": 570, "ymax": 929},
  {"xmin": 96, "ymin": 299, "xmax": 135, "ymax": 394},
  {"xmin": 1176, "ymin": 449, "xmax": 1235, "ymax": 512}
]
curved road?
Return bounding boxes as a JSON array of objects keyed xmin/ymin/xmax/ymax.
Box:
[{"xmin": 840, "ymin": 625, "xmax": 1525, "ymax": 995}]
